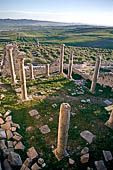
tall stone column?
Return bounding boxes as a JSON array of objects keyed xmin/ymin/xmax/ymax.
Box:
[
  {"xmin": 17, "ymin": 52, "xmax": 28, "ymax": 101},
  {"xmin": 90, "ymin": 56, "xmax": 101, "ymax": 93},
  {"xmin": 53, "ymin": 103, "xmax": 71, "ymax": 160},
  {"xmin": 6, "ymin": 44, "xmax": 17, "ymax": 84},
  {"xmin": 59, "ymin": 44, "xmax": 65, "ymax": 74},
  {"xmin": 29, "ymin": 63, "xmax": 34, "ymax": 80},
  {"xmin": 67, "ymin": 50, "xmax": 73, "ymax": 79},
  {"xmin": 46, "ymin": 64, "xmax": 50, "ymax": 77}
]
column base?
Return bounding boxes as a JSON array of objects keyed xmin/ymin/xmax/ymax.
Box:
[
  {"xmin": 105, "ymin": 121, "xmax": 113, "ymax": 130},
  {"xmin": 53, "ymin": 149, "xmax": 69, "ymax": 161},
  {"xmin": 89, "ymin": 89, "xmax": 96, "ymax": 94}
]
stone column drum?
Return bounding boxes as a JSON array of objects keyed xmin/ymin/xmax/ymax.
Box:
[
  {"xmin": 105, "ymin": 110, "xmax": 113, "ymax": 129},
  {"xmin": 53, "ymin": 103, "xmax": 71, "ymax": 160},
  {"xmin": 90, "ymin": 56, "xmax": 101, "ymax": 93},
  {"xmin": 17, "ymin": 52, "xmax": 28, "ymax": 100},
  {"xmin": 29, "ymin": 63, "xmax": 34, "ymax": 80},
  {"xmin": 68, "ymin": 50, "xmax": 73, "ymax": 79},
  {"xmin": 60, "ymin": 44, "xmax": 65, "ymax": 74},
  {"xmin": 6, "ymin": 44, "xmax": 17, "ymax": 84},
  {"xmin": 46, "ymin": 64, "xmax": 50, "ymax": 77}
]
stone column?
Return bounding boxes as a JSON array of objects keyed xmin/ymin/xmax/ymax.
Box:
[
  {"xmin": 90, "ymin": 56, "xmax": 101, "ymax": 93},
  {"xmin": 46, "ymin": 64, "xmax": 50, "ymax": 77},
  {"xmin": 17, "ymin": 52, "xmax": 28, "ymax": 101},
  {"xmin": 67, "ymin": 50, "xmax": 73, "ymax": 79},
  {"xmin": 53, "ymin": 103, "xmax": 71, "ymax": 160},
  {"xmin": 59, "ymin": 44, "xmax": 65, "ymax": 74},
  {"xmin": 29, "ymin": 63, "xmax": 34, "ymax": 80},
  {"xmin": 6, "ymin": 44, "xmax": 17, "ymax": 84},
  {"xmin": 105, "ymin": 110, "xmax": 113, "ymax": 129}
]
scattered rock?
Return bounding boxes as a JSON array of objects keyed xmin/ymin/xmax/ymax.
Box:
[
  {"xmin": 13, "ymin": 134, "xmax": 22, "ymax": 141},
  {"xmin": 104, "ymin": 99, "xmax": 112, "ymax": 105},
  {"xmin": 7, "ymin": 141, "xmax": 13, "ymax": 148},
  {"xmin": 6, "ymin": 116, "xmax": 12, "ymax": 122},
  {"xmin": 26, "ymin": 126, "xmax": 33, "ymax": 132},
  {"xmin": 80, "ymin": 153, "xmax": 89, "ymax": 163},
  {"xmin": 3, "ymin": 159, "xmax": 12, "ymax": 170},
  {"xmin": 95, "ymin": 160, "xmax": 107, "ymax": 170},
  {"xmin": 8, "ymin": 151, "xmax": 22, "ymax": 167},
  {"xmin": 27, "ymin": 147, "xmax": 38, "ymax": 160},
  {"xmin": 103, "ymin": 150, "xmax": 113, "ymax": 161},
  {"xmin": 38, "ymin": 158, "xmax": 44, "ymax": 165},
  {"xmin": 24, "ymin": 158, "xmax": 32, "ymax": 167},
  {"xmin": 0, "ymin": 118, "xmax": 4, "ymax": 124},
  {"xmin": 3, "ymin": 148, "xmax": 14, "ymax": 158},
  {"xmin": 11, "ymin": 127, "xmax": 16, "ymax": 132},
  {"xmin": 29, "ymin": 110, "xmax": 39, "ymax": 117},
  {"xmin": 81, "ymin": 147, "xmax": 89, "ymax": 155},
  {"xmin": 39, "ymin": 125, "xmax": 50, "ymax": 134},
  {"xmin": 0, "ymin": 140, "xmax": 7, "ymax": 149},
  {"xmin": 80, "ymin": 130, "xmax": 96, "ymax": 144},
  {"xmin": 0, "ymin": 128, "xmax": 6, "ymax": 138},
  {"xmin": 6, "ymin": 130, "xmax": 13, "ymax": 140},
  {"xmin": 12, "ymin": 123, "xmax": 20, "ymax": 129},
  {"xmin": 4, "ymin": 110, "xmax": 11, "ymax": 118},
  {"xmin": 15, "ymin": 142, "xmax": 25, "ymax": 151},
  {"xmin": 31, "ymin": 163, "xmax": 41, "ymax": 170},
  {"xmin": 52, "ymin": 104, "xmax": 57, "ymax": 108},
  {"xmin": 71, "ymin": 112, "xmax": 76, "ymax": 116},
  {"xmin": 1, "ymin": 122, "xmax": 11, "ymax": 130},
  {"xmin": 20, "ymin": 164, "xmax": 30, "ymax": 170},
  {"xmin": 49, "ymin": 117, "xmax": 53, "ymax": 121},
  {"xmin": 104, "ymin": 105, "xmax": 113, "ymax": 112},
  {"xmin": 0, "ymin": 94, "xmax": 5, "ymax": 99},
  {"xmin": 42, "ymin": 163, "xmax": 46, "ymax": 168},
  {"xmin": 69, "ymin": 158, "xmax": 75, "ymax": 165}
]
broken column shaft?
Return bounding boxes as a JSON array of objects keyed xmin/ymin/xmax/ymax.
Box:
[
  {"xmin": 60, "ymin": 44, "xmax": 65, "ymax": 74},
  {"xmin": 90, "ymin": 56, "xmax": 101, "ymax": 93},
  {"xmin": 6, "ymin": 44, "xmax": 16, "ymax": 84},
  {"xmin": 17, "ymin": 52, "xmax": 28, "ymax": 100},
  {"xmin": 46, "ymin": 64, "xmax": 50, "ymax": 76},
  {"xmin": 29, "ymin": 63, "xmax": 34, "ymax": 80},
  {"xmin": 53, "ymin": 103, "xmax": 71, "ymax": 160},
  {"xmin": 67, "ymin": 50, "xmax": 73, "ymax": 79}
]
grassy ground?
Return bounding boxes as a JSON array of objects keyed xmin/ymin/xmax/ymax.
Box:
[{"xmin": 0, "ymin": 74, "xmax": 113, "ymax": 170}]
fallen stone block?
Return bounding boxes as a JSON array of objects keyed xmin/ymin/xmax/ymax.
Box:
[
  {"xmin": 3, "ymin": 159, "xmax": 12, "ymax": 170},
  {"xmin": 95, "ymin": 160, "xmax": 107, "ymax": 170},
  {"xmin": 80, "ymin": 153, "xmax": 89, "ymax": 163},
  {"xmin": 39, "ymin": 125, "xmax": 50, "ymax": 134},
  {"xmin": 81, "ymin": 147, "xmax": 89, "ymax": 155},
  {"xmin": 27, "ymin": 147, "xmax": 38, "ymax": 160},
  {"xmin": 15, "ymin": 142, "xmax": 25, "ymax": 151},
  {"xmin": 8, "ymin": 151, "xmax": 22, "ymax": 167},
  {"xmin": 80, "ymin": 130, "xmax": 96, "ymax": 144},
  {"xmin": 103, "ymin": 150, "xmax": 113, "ymax": 161},
  {"xmin": 29, "ymin": 110, "xmax": 39, "ymax": 117},
  {"xmin": 4, "ymin": 110, "xmax": 11, "ymax": 118}
]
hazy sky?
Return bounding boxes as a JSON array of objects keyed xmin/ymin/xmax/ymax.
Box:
[{"xmin": 0, "ymin": 0, "xmax": 113, "ymax": 26}]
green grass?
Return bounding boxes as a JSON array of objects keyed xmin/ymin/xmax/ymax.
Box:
[{"xmin": 0, "ymin": 74, "xmax": 113, "ymax": 169}]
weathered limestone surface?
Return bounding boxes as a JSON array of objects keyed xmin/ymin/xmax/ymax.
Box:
[
  {"xmin": 90, "ymin": 56, "xmax": 101, "ymax": 93},
  {"xmin": 105, "ymin": 110, "xmax": 113, "ymax": 129},
  {"xmin": 103, "ymin": 150, "xmax": 113, "ymax": 161},
  {"xmin": 17, "ymin": 52, "xmax": 28, "ymax": 100},
  {"xmin": 29, "ymin": 63, "xmax": 34, "ymax": 80},
  {"xmin": 53, "ymin": 103, "xmax": 71, "ymax": 160},
  {"xmin": 46, "ymin": 64, "xmax": 50, "ymax": 76},
  {"xmin": 68, "ymin": 51, "xmax": 73, "ymax": 79},
  {"xmin": 6, "ymin": 44, "xmax": 17, "ymax": 84},
  {"xmin": 80, "ymin": 130, "xmax": 96, "ymax": 144},
  {"xmin": 95, "ymin": 160, "xmax": 107, "ymax": 170}
]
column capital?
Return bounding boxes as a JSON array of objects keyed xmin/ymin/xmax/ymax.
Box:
[
  {"xmin": 61, "ymin": 44, "xmax": 65, "ymax": 47},
  {"xmin": 6, "ymin": 44, "xmax": 13, "ymax": 50},
  {"xmin": 17, "ymin": 52, "xmax": 26, "ymax": 60}
]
